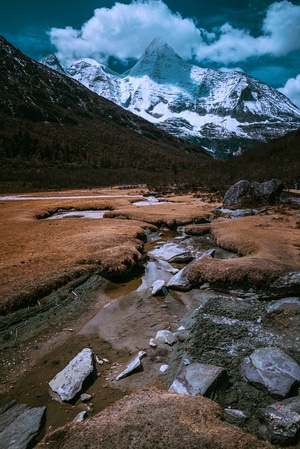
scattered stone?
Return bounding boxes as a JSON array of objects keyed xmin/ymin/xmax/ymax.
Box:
[
  {"xmin": 159, "ymin": 364, "xmax": 169, "ymax": 373},
  {"xmin": 151, "ymin": 279, "xmax": 165, "ymax": 295},
  {"xmin": 0, "ymin": 401, "xmax": 46, "ymax": 449},
  {"xmin": 73, "ymin": 411, "xmax": 87, "ymax": 423},
  {"xmin": 116, "ymin": 351, "xmax": 147, "ymax": 381},
  {"xmin": 153, "ymin": 330, "xmax": 177, "ymax": 346},
  {"xmin": 149, "ymin": 338, "xmax": 157, "ymax": 348},
  {"xmin": 183, "ymin": 358, "xmax": 191, "ymax": 365},
  {"xmin": 95, "ymin": 355, "xmax": 104, "ymax": 365},
  {"xmin": 258, "ymin": 396, "xmax": 300, "ymax": 445},
  {"xmin": 169, "ymin": 362, "xmax": 228, "ymax": 399},
  {"xmin": 241, "ymin": 347, "xmax": 300, "ymax": 398},
  {"xmin": 224, "ymin": 408, "xmax": 249, "ymax": 425},
  {"xmin": 49, "ymin": 348, "xmax": 95, "ymax": 402},
  {"xmin": 80, "ymin": 393, "xmax": 92, "ymax": 403},
  {"xmin": 86, "ymin": 404, "xmax": 94, "ymax": 413}
]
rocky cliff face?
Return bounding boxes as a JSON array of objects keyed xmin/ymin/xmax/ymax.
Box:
[{"xmin": 42, "ymin": 37, "xmax": 300, "ymax": 158}]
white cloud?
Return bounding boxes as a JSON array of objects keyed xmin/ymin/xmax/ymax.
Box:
[
  {"xmin": 49, "ymin": 0, "xmax": 300, "ymax": 107},
  {"xmin": 196, "ymin": 1, "xmax": 300, "ymax": 63},
  {"xmin": 259, "ymin": 1, "xmax": 300, "ymax": 56},
  {"xmin": 278, "ymin": 75, "xmax": 300, "ymax": 108},
  {"xmin": 196, "ymin": 24, "xmax": 258, "ymax": 64},
  {"xmin": 49, "ymin": 0, "xmax": 201, "ymax": 66}
]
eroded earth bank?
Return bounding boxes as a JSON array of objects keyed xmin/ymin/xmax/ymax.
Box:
[{"xmin": 0, "ymin": 186, "xmax": 300, "ymax": 448}]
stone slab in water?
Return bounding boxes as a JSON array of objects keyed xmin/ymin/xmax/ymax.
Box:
[
  {"xmin": 167, "ymin": 249, "xmax": 215, "ymax": 292},
  {"xmin": 148, "ymin": 242, "xmax": 192, "ymax": 262},
  {"xmin": 167, "ymin": 264, "xmax": 191, "ymax": 291},
  {"xmin": 241, "ymin": 347, "xmax": 300, "ymax": 398},
  {"xmin": 0, "ymin": 400, "xmax": 46, "ymax": 449},
  {"xmin": 49, "ymin": 347, "xmax": 94, "ymax": 402}
]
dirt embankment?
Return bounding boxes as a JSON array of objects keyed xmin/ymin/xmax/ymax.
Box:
[{"xmin": 36, "ymin": 387, "xmax": 272, "ymax": 449}]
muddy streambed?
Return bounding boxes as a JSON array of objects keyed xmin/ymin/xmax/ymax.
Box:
[
  {"xmin": 1, "ymin": 225, "xmax": 299, "ymax": 445},
  {"xmin": 0, "ymin": 227, "xmax": 237, "ymax": 437}
]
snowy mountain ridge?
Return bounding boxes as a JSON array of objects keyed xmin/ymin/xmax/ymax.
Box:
[{"xmin": 41, "ymin": 37, "xmax": 300, "ymax": 157}]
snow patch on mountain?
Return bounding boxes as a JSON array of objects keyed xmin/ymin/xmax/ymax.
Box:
[{"xmin": 41, "ymin": 37, "xmax": 300, "ymax": 157}]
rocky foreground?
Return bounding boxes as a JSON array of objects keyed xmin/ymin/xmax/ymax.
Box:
[{"xmin": 0, "ymin": 182, "xmax": 299, "ymax": 448}]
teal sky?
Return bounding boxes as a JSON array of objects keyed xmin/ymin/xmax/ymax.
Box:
[{"xmin": 1, "ymin": 1, "xmax": 300, "ymax": 106}]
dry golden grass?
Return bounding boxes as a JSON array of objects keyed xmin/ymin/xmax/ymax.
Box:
[
  {"xmin": 188, "ymin": 212, "xmax": 300, "ymax": 288},
  {"xmin": 36, "ymin": 387, "xmax": 272, "ymax": 449},
  {"xmin": 0, "ymin": 189, "xmax": 154, "ymax": 314},
  {"xmin": 104, "ymin": 194, "xmax": 218, "ymax": 227},
  {"xmin": 1, "ymin": 188, "xmax": 299, "ymax": 313}
]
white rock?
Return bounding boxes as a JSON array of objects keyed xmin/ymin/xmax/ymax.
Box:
[
  {"xmin": 149, "ymin": 338, "xmax": 157, "ymax": 348},
  {"xmin": 73, "ymin": 411, "xmax": 87, "ymax": 423},
  {"xmin": 116, "ymin": 351, "xmax": 146, "ymax": 381},
  {"xmin": 160, "ymin": 364, "xmax": 169, "ymax": 373},
  {"xmin": 151, "ymin": 279, "xmax": 165, "ymax": 295},
  {"xmin": 80, "ymin": 393, "xmax": 92, "ymax": 403},
  {"xmin": 49, "ymin": 348, "xmax": 94, "ymax": 402},
  {"xmin": 154, "ymin": 330, "xmax": 176, "ymax": 346}
]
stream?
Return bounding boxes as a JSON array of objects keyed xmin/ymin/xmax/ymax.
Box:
[
  {"xmin": 0, "ymin": 225, "xmax": 238, "ymax": 440},
  {"xmin": 1, "ymin": 220, "xmax": 299, "ymax": 445}
]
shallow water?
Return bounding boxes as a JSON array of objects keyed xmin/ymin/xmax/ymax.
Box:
[
  {"xmin": 46, "ymin": 209, "xmax": 110, "ymax": 219},
  {"xmin": 0, "ymin": 227, "xmax": 242, "ymax": 442}
]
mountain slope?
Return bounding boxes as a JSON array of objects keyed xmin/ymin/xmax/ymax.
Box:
[
  {"xmin": 196, "ymin": 128, "xmax": 300, "ymax": 192},
  {"xmin": 43, "ymin": 37, "xmax": 300, "ymax": 158},
  {"xmin": 0, "ymin": 36, "xmax": 211, "ymax": 192}
]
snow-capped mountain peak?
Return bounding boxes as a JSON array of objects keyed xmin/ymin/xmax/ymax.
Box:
[
  {"xmin": 41, "ymin": 38, "xmax": 300, "ymax": 157},
  {"xmin": 126, "ymin": 37, "xmax": 190, "ymax": 83}
]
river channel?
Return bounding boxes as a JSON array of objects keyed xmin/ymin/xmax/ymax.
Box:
[{"xmin": 0, "ymin": 221, "xmax": 238, "ymax": 441}]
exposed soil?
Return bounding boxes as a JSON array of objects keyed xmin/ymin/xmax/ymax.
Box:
[{"xmin": 0, "ymin": 188, "xmax": 300, "ymax": 448}]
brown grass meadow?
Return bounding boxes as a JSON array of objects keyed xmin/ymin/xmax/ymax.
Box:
[{"xmin": 0, "ymin": 188, "xmax": 299, "ymax": 315}]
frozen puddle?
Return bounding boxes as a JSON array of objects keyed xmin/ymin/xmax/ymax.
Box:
[{"xmin": 46, "ymin": 209, "xmax": 109, "ymax": 219}]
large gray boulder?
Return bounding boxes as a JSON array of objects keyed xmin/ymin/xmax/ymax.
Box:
[
  {"xmin": 241, "ymin": 347, "xmax": 300, "ymax": 398},
  {"xmin": 223, "ymin": 179, "xmax": 284, "ymax": 206},
  {"xmin": 169, "ymin": 362, "xmax": 228, "ymax": 400},
  {"xmin": 258, "ymin": 396, "xmax": 300, "ymax": 445},
  {"xmin": 0, "ymin": 400, "xmax": 46, "ymax": 449},
  {"xmin": 49, "ymin": 347, "xmax": 95, "ymax": 402}
]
